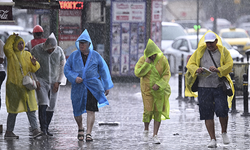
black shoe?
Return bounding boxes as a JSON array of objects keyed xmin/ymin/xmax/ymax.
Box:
[
  {"xmin": 46, "ymin": 131, "xmax": 53, "ymax": 136},
  {"xmin": 41, "ymin": 129, "xmax": 47, "ymax": 136}
]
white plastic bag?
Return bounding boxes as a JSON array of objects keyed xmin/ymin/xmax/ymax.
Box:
[{"xmin": 23, "ymin": 75, "xmax": 37, "ymax": 90}]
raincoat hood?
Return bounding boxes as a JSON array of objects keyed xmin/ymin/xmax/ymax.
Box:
[
  {"xmin": 13, "ymin": 35, "xmax": 25, "ymax": 52},
  {"xmin": 43, "ymin": 33, "xmax": 57, "ymax": 51},
  {"xmin": 185, "ymin": 30, "xmax": 234, "ymax": 108},
  {"xmin": 144, "ymin": 39, "xmax": 162, "ymax": 58},
  {"xmin": 75, "ymin": 29, "xmax": 93, "ymax": 51},
  {"xmin": 197, "ymin": 30, "xmax": 223, "ymax": 48}
]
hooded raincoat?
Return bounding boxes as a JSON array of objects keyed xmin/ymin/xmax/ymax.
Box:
[
  {"xmin": 31, "ymin": 33, "xmax": 66, "ymax": 110},
  {"xmin": 185, "ymin": 31, "xmax": 234, "ymax": 108},
  {"xmin": 4, "ymin": 34, "xmax": 40, "ymax": 113},
  {"xmin": 134, "ymin": 39, "xmax": 171, "ymax": 122},
  {"xmin": 64, "ymin": 29, "xmax": 113, "ymax": 116}
]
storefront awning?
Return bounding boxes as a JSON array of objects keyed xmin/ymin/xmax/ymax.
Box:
[{"xmin": 13, "ymin": 0, "xmax": 60, "ymax": 9}]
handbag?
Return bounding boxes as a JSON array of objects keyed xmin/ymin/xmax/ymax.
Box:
[
  {"xmin": 191, "ymin": 78, "xmax": 199, "ymax": 92},
  {"xmin": 208, "ymin": 50, "xmax": 233, "ymax": 96},
  {"xmin": 16, "ymin": 56, "xmax": 37, "ymax": 90},
  {"xmin": 22, "ymin": 74, "xmax": 37, "ymax": 90}
]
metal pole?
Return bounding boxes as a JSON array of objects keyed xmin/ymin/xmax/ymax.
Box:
[
  {"xmin": 241, "ymin": 73, "xmax": 250, "ymax": 116},
  {"xmin": 196, "ymin": 0, "xmax": 199, "ymax": 44},
  {"xmin": 184, "ymin": 67, "xmax": 189, "ymax": 101},
  {"xmin": 176, "ymin": 65, "xmax": 183, "ymax": 100},
  {"xmin": 213, "ymin": 0, "xmax": 217, "ymax": 33},
  {"xmin": 229, "ymin": 72, "xmax": 238, "ymax": 113}
]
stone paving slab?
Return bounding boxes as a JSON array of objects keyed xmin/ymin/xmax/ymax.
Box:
[{"xmin": 0, "ymin": 76, "xmax": 250, "ymax": 150}]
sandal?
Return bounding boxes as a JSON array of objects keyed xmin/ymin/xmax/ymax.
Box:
[
  {"xmin": 86, "ymin": 134, "xmax": 93, "ymax": 142},
  {"xmin": 77, "ymin": 129, "xmax": 84, "ymax": 141}
]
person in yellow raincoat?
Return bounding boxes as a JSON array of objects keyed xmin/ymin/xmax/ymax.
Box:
[
  {"xmin": 185, "ymin": 31, "xmax": 234, "ymax": 148},
  {"xmin": 134, "ymin": 39, "xmax": 171, "ymax": 144},
  {"xmin": 3, "ymin": 33, "xmax": 41, "ymax": 139}
]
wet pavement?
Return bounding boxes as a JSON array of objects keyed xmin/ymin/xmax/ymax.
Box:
[{"xmin": 0, "ymin": 75, "xmax": 250, "ymax": 150}]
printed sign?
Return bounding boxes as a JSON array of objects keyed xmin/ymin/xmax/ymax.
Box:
[
  {"xmin": 110, "ymin": 0, "xmax": 147, "ymax": 76},
  {"xmin": 58, "ymin": 9, "xmax": 82, "ymax": 58},
  {"xmin": 150, "ymin": 0, "xmax": 162, "ymax": 48},
  {"xmin": 0, "ymin": 6, "xmax": 13, "ymax": 21}
]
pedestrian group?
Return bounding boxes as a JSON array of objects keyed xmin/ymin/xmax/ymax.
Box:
[{"xmin": 0, "ymin": 26, "xmax": 234, "ymax": 147}]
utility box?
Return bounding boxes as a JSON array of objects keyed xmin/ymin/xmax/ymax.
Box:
[{"xmin": 232, "ymin": 62, "xmax": 249, "ymax": 96}]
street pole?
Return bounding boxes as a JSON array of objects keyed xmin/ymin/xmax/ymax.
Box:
[
  {"xmin": 213, "ymin": 0, "xmax": 217, "ymax": 33},
  {"xmin": 196, "ymin": 0, "xmax": 199, "ymax": 44}
]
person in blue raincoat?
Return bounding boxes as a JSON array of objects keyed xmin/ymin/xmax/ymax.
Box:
[{"xmin": 64, "ymin": 29, "xmax": 113, "ymax": 142}]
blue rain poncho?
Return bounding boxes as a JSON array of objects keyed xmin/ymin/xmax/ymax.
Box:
[{"xmin": 64, "ymin": 29, "xmax": 113, "ymax": 116}]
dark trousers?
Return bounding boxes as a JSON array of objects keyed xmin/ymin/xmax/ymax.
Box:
[
  {"xmin": 0, "ymin": 71, "xmax": 6, "ymax": 109},
  {"xmin": 38, "ymin": 105, "xmax": 54, "ymax": 132}
]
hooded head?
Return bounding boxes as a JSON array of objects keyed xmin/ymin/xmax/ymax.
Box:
[
  {"xmin": 13, "ymin": 35, "xmax": 25, "ymax": 52},
  {"xmin": 75, "ymin": 29, "xmax": 93, "ymax": 51},
  {"xmin": 44, "ymin": 33, "xmax": 57, "ymax": 51},
  {"xmin": 144, "ymin": 39, "xmax": 162, "ymax": 58}
]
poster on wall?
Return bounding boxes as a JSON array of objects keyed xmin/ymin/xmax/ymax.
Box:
[
  {"xmin": 110, "ymin": 0, "xmax": 147, "ymax": 76},
  {"xmin": 58, "ymin": 10, "xmax": 82, "ymax": 59},
  {"xmin": 151, "ymin": 0, "xmax": 162, "ymax": 48}
]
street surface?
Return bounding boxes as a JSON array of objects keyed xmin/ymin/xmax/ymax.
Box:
[{"xmin": 0, "ymin": 75, "xmax": 249, "ymax": 150}]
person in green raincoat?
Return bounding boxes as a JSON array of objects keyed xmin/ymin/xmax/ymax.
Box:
[
  {"xmin": 134, "ymin": 39, "xmax": 171, "ymax": 144},
  {"xmin": 185, "ymin": 31, "xmax": 234, "ymax": 148},
  {"xmin": 3, "ymin": 33, "xmax": 41, "ymax": 139}
]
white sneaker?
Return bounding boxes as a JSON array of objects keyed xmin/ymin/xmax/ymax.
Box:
[
  {"xmin": 207, "ymin": 139, "xmax": 217, "ymax": 148},
  {"xmin": 153, "ymin": 135, "xmax": 161, "ymax": 144},
  {"xmin": 143, "ymin": 130, "xmax": 148, "ymax": 142},
  {"xmin": 222, "ymin": 132, "xmax": 230, "ymax": 144}
]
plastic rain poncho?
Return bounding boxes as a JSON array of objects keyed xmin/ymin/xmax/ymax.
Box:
[
  {"xmin": 31, "ymin": 33, "xmax": 66, "ymax": 109},
  {"xmin": 134, "ymin": 39, "xmax": 171, "ymax": 121},
  {"xmin": 4, "ymin": 34, "xmax": 40, "ymax": 113},
  {"xmin": 185, "ymin": 31, "xmax": 234, "ymax": 108},
  {"xmin": 64, "ymin": 29, "xmax": 113, "ymax": 116},
  {"xmin": 31, "ymin": 33, "xmax": 65, "ymax": 84}
]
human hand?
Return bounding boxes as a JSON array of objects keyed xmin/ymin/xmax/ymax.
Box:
[
  {"xmin": 30, "ymin": 56, "xmax": 37, "ymax": 66},
  {"xmin": 209, "ymin": 66, "xmax": 219, "ymax": 72},
  {"xmin": 105, "ymin": 90, "xmax": 109, "ymax": 96},
  {"xmin": 36, "ymin": 81, "xmax": 41, "ymax": 91},
  {"xmin": 0, "ymin": 58, "xmax": 3, "ymax": 64},
  {"xmin": 196, "ymin": 67, "xmax": 204, "ymax": 74},
  {"xmin": 145, "ymin": 57, "xmax": 151, "ymax": 63},
  {"xmin": 52, "ymin": 82, "xmax": 60, "ymax": 93},
  {"xmin": 152, "ymin": 84, "xmax": 159, "ymax": 91},
  {"xmin": 76, "ymin": 77, "xmax": 83, "ymax": 83}
]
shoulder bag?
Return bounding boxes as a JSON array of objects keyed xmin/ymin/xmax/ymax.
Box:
[
  {"xmin": 16, "ymin": 57, "xmax": 37, "ymax": 90},
  {"xmin": 208, "ymin": 50, "xmax": 233, "ymax": 96}
]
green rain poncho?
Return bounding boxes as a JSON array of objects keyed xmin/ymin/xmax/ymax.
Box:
[
  {"xmin": 134, "ymin": 39, "xmax": 171, "ymax": 121},
  {"xmin": 4, "ymin": 34, "xmax": 40, "ymax": 113}
]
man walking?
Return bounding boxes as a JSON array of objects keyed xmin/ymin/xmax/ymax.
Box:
[
  {"xmin": 185, "ymin": 31, "xmax": 234, "ymax": 148},
  {"xmin": 31, "ymin": 33, "xmax": 66, "ymax": 136}
]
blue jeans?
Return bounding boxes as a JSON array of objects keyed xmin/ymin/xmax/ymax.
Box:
[{"xmin": 6, "ymin": 104, "xmax": 38, "ymax": 132}]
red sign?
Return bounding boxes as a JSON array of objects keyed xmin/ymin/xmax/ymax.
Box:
[
  {"xmin": 59, "ymin": 1, "xmax": 84, "ymax": 9},
  {"xmin": 0, "ymin": 6, "xmax": 13, "ymax": 21}
]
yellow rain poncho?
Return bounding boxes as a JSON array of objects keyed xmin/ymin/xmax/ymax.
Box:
[
  {"xmin": 185, "ymin": 31, "xmax": 234, "ymax": 108},
  {"xmin": 4, "ymin": 34, "xmax": 40, "ymax": 113},
  {"xmin": 134, "ymin": 39, "xmax": 171, "ymax": 122}
]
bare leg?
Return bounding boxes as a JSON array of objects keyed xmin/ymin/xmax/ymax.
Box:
[
  {"xmin": 153, "ymin": 120, "xmax": 161, "ymax": 136},
  {"xmin": 205, "ymin": 119, "xmax": 216, "ymax": 140},
  {"xmin": 86, "ymin": 111, "xmax": 95, "ymax": 134},
  {"xmin": 219, "ymin": 116, "xmax": 228, "ymax": 133},
  {"xmin": 144, "ymin": 122, "xmax": 150, "ymax": 131},
  {"xmin": 74, "ymin": 115, "xmax": 84, "ymax": 140}
]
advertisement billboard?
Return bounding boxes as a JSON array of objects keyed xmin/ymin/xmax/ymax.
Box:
[{"xmin": 110, "ymin": 0, "xmax": 147, "ymax": 76}]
